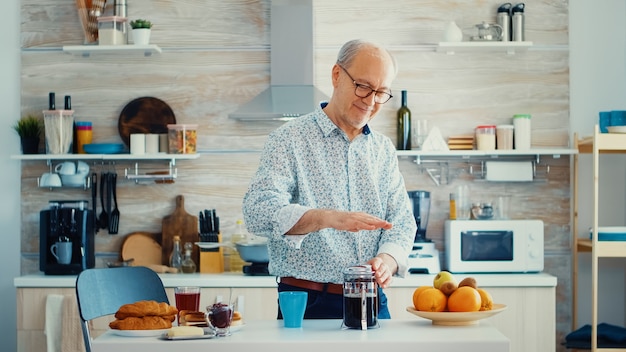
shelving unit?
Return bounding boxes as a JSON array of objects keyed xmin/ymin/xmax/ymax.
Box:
[
  {"xmin": 62, "ymin": 44, "xmax": 162, "ymax": 57},
  {"xmin": 11, "ymin": 153, "xmax": 200, "ymax": 185},
  {"xmin": 572, "ymin": 125, "xmax": 626, "ymax": 351},
  {"xmin": 436, "ymin": 41, "xmax": 533, "ymax": 55}
]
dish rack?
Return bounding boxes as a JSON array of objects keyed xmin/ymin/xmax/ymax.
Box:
[{"xmin": 124, "ymin": 162, "xmax": 177, "ymax": 184}]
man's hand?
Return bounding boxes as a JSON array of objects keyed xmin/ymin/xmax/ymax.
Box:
[
  {"xmin": 286, "ymin": 209, "xmax": 392, "ymax": 235},
  {"xmin": 368, "ymin": 253, "xmax": 398, "ymax": 288}
]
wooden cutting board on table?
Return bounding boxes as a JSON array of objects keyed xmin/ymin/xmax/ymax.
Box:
[{"xmin": 161, "ymin": 195, "xmax": 199, "ymax": 268}]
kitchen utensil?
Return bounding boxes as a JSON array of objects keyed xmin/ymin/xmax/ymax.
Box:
[
  {"xmin": 98, "ymin": 172, "xmax": 108, "ymax": 230},
  {"xmin": 118, "ymin": 97, "xmax": 176, "ymax": 147},
  {"xmin": 512, "ymin": 3, "xmax": 525, "ymax": 41},
  {"xmin": 234, "ymin": 240, "xmax": 269, "ymax": 263},
  {"xmin": 121, "ymin": 232, "xmax": 162, "ymax": 266},
  {"xmin": 342, "ymin": 265, "xmax": 378, "ymax": 330},
  {"xmin": 39, "ymin": 172, "xmax": 62, "ymax": 188},
  {"xmin": 279, "ymin": 291, "xmax": 307, "ymax": 328},
  {"xmin": 109, "ymin": 173, "xmax": 120, "ymax": 234},
  {"xmin": 106, "ymin": 172, "xmax": 112, "ymax": 232},
  {"xmin": 161, "ymin": 195, "xmax": 199, "ymax": 266},
  {"xmin": 90, "ymin": 0, "xmax": 106, "ymax": 17},
  {"xmin": 106, "ymin": 258, "xmax": 134, "ymax": 267},
  {"xmin": 91, "ymin": 173, "xmax": 98, "ymax": 231}
]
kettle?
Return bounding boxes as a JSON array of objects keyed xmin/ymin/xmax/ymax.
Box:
[{"xmin": 471, "ymin": 22, "xmax": 503, "ymax": 41}]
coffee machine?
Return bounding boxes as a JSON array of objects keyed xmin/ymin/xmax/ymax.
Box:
[
  {"xmin": 40, "ymin": 200, "xmax": 95, "ymax": 275},
  {"xmin": 407, "ymin": 190, "xmax": 441, "ymax": 274}
]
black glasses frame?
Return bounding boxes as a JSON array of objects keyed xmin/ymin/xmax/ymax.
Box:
[{"xmin": 338, "ymin": 65, "xmax": 393, "ymax": 104}]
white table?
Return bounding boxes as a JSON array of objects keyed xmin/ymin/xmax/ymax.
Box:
[{"xmin": 92, "ymin": 319, "xmax": 510, "ymax": 352}]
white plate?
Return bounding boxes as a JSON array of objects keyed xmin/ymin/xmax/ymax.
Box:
[
  {"xmin": 110, "ymin": 328, "xmax": 170, "ymax": 337},
  {"xmin": 607, "ymin": 126, "xmax": 626, "ymax": 133},
  {"xmin": 405, "ymin": 304, "xmax": 507, "ymax": 326}
]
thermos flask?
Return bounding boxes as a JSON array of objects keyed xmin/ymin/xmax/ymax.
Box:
[
  {"xmin": 512, "ymin": 3, "xmax": 525, "ymax": 41},
  {"xmin": 496, "ymin": 3, "xmax": 512, "ymax": 42}
]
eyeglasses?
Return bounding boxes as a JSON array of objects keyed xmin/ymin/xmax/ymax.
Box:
[{"xmin": 338, "ymin": 65, "xmax": 393, "ymax": 104}]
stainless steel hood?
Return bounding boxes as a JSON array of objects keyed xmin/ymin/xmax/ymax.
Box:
[{"xmin": 229, "ymin": 0, "xmax": 328, "ymax": 121}]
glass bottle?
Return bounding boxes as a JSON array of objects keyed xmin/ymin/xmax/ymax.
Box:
[
  {"xmin": 229, "ymin": 219, "xmax": 248, "ymax": 273},
  {"xmin": 397, "ymin": 90, "xmax": 411, "ymax": 150},
  {"xmin": 169, "ymin": 235, "xmax": 183, "ymax": 272},
  {"xmin": 181, "ymin": 242, "xmax": 197, "ymax": 273}
]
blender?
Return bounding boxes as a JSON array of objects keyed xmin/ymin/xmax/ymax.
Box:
[{"xmin": 407, "ymin": 191, "xmax": 441, "ymax": 274}]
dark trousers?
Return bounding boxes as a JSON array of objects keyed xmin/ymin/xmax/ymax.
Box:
[{"xmin": 277, "ymin": 282, "xmax": 390, "ymax": 319}]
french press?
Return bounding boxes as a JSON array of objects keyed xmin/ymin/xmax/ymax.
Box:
[{"xmin": 342, "ymin": 265, "xmax": 379, "ymax": 330}]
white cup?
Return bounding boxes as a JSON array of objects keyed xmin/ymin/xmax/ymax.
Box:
[
  {"xmin": 40, "ymin": 172, "xmax": 62, "ymax": 187},
  {"xmin": 76, "ymin": 161, "xmax": 90, "ymax": 175},
  {"xmin": 130, "ymin": 134, "xmax": 146, "ymax": 155},
  {"xmin": 51, "ymin": 241, "xmax": 73, "ymax": 264},
  {"xmin": 145, "ymin": 134, "xmax": 159, "ymax": 154},
  {"xmin": 54, "ymin": 161, "xmax": 76, "ymax": 175}
]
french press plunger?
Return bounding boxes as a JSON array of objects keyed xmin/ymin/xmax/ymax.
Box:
[{"xmin": 342, "ymin": 264, "xmax": 379, "ymax": 330}]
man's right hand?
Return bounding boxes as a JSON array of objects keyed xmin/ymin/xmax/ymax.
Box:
[{"xmin": 286, "ymin": 209, "xmax": 392, "ymax": 235}]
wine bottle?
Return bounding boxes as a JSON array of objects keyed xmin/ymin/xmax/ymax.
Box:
[{"xmin": 397, "ymin": 90, "xmax": 411, "ymax": 150}]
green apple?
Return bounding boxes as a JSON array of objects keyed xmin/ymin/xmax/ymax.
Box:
[{"xmin": 433, "ymin": 270, "xmax": 456, "ymax": 289}]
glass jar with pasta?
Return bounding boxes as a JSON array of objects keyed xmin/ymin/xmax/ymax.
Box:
[{"xmin": 167, "ymin": 124, "xmax": 197, "ymax": 154}]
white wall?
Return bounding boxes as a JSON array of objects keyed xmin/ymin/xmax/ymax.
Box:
[
  {"xmin": 1, "ymin": 0, "xmax": 23, "ymax": 351},
  {"xmin": 570, "ymin": 0, "xmax": 626, "ymax": 328}
]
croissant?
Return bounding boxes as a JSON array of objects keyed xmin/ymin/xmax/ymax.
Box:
[
  {"xmin": 114, "ymin": 300, "xmax": 178, "ymax": 320},
  {"xmin": 109, "ymin": 316, "xmax": 173, "ymax": 330}
]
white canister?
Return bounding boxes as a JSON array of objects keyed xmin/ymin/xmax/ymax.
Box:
[
  {"xmin": 496, "ymin": 125, "xmax": 514, "ymax": 150},
  {"xmin": 513, "ymin": 114, "xmax": 531, "ymax": 150},
  {"xmin": 145, "ymin": 134, "xmax": 159, "ymax": 154},
  {"xmin": 475, "ymin": 125, "xmax": 496, "ymax": 151},
  {"xmin": 130, "ymin": 133, "xmax": 145, "ymax": 155}
]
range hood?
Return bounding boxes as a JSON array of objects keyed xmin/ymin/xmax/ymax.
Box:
[{"xmin": 229, "ymin": 0, "xmax": 328, "ymax": 121}]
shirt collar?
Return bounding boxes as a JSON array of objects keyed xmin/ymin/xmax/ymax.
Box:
[{"xmin": 316, "ymin": 101, "xmax": 371, "ymax": 137}]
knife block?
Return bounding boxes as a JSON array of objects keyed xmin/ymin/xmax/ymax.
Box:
[{"xmin": 199, "ymin": 233, "xmax": 224, "ymax": 273}]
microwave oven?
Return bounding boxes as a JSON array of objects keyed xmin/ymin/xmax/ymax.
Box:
[{"xmin": 444, "ymin": 220, "xmax": 544, "ymax": 273}]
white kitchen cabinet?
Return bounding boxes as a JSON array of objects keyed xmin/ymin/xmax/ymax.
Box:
[{"xmin": 572, "ymin": 125, "xmax": 626, "ymax": 351}]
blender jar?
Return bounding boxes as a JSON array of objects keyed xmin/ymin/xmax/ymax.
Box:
[{"xmin": 342, "ymin": 265, "xmax": 379, "ymax": 330}]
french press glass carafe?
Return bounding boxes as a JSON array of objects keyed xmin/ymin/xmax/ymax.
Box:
[{"xmin": 342, "ymin": 264, "xmax": 379, "ymax": 330}]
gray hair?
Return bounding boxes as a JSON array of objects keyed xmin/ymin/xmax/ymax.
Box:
[{"xmin": 336, "ymin": 39, "xmax": 398, "ymax": 76}]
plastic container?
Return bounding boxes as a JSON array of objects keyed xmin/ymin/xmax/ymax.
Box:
[
  {"xmin": 475, "ymin": 125, "xmax": 496, "ymax": 151},
  {"xmin": 167, "ymin": 124, "xmax": 198, "ymax": 154},
  {"xmin": 496, "ymin": 124, "xmax": 514, "ymax": 150},
  {"xmin": 98, "ymin": 16, "xmax": 127, "ymax": 45},
  {"xmin": 75, "ymin": 122, "xmax": 93, "ymax": 154},
  {"xmin": 513, "ymin": 114, "xmax": 531, "ymax": 150}
]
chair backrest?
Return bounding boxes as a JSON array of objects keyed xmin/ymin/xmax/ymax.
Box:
[{"xmin": 75, "ymin": 266, "xmax": 169, "ymax": 352}]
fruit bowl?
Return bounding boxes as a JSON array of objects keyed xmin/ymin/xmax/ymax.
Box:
[{"xmin": 406, "ymin": 304, "xmax": 507, "ymax": 326}]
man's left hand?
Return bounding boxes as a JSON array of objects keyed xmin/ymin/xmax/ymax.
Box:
[{"xmin": 368, "ymin": 254, "xmax": 397, "ymax": 288}]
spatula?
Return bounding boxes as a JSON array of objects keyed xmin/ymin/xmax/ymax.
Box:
[
  {"xmin": 109, "ymin": 172, "xmax": 120, "ymax": 234},
  {"xmin": 98, "ymin": 172, "xmax": 108, "ymax": 230}
]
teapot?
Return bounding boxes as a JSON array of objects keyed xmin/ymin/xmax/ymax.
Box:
[{"xmin": 471, "ymin": 22, "xmax": 503, "ymax": 41}]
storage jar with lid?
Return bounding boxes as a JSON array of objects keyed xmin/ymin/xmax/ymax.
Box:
[
  {"xmin": 513, "ymin": 114, "xmax": 531, "ymax": 150},
  {"xmin": 475, "ymin": 125, "xmax": 496, "ymax": 151},
  {"xmin": 496, "ymin": 124, "xmax": 514, "ymax": 150},
  {"xmin": 167, "ymin": 124, "xmax": 198, "ymax": 154},
  {"xmin": 97, "ymin": 16, "xmax": 127, "ymax": 45}
]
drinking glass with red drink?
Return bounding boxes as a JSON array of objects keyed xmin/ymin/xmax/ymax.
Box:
[{"xmin": 174, "ymin": 286, "xmax": 200, "ymax": 323}]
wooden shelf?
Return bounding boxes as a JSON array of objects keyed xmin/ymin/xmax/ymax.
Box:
[
  {"xmin": 62, "ymin": 44, "xmax": 162, "ymax": 57},
  {"xmin": 436, "ymin": 41, "xmax": 533, "ymax": 54},
  {"xmin": 10, "ymin": 153, "xmax": 199, "ymax": 161}
]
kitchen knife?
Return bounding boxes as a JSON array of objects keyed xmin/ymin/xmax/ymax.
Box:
[{"xmin": 91, "ymin": 173, "xmax": 98, "ymax": 232}]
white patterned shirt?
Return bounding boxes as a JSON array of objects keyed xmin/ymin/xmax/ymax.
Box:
[{"xmin": 242, "ymin": 103, "xmax": 416, "ymax": 283}]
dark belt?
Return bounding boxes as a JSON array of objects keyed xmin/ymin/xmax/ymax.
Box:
[{"xmin": 279, "ymin": 277, "xmax": 343, "ymax": 295}]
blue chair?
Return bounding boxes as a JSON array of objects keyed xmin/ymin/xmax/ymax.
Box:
[{"xmin": 75, "ymin": 266, "xmax": 169, "ymax": 352}]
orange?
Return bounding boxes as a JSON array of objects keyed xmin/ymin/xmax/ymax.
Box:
[
  {"xmin": 477, "ymin": 288, "xmax": 493, "ymax": 311},
  {"xmin": 447, "ymin": 286, "xmax": 481, "ymax": 312},
  {"xmin": 415, "ymin": 287, "xmax": 447, "ymax": 312},
  {"xmin": 412, "ymin": 286, "xmax": 432, "ymax": 309}
]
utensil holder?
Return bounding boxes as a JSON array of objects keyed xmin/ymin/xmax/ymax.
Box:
[
  {"xmin": 43, "ymin": 110, "xmax": 74, "ymax": 154},
  {"xmin": 199, "ymin": 233, "xmax": 224, "ymax": 273}
]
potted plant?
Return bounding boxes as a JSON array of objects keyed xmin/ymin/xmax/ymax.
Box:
[
  {"xmin": 13, "ymin": 115, "xmax": 43, "ymax": 154},
  {"xmin": 130, "ymin": 19, "xmax": 152, "ymax": 45}
]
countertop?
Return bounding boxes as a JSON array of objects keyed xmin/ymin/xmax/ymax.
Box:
[
  {"xmin": 14, "ymin": 272, "xmax": 557, "ymax": 288},
  {"xmin": 92, "ymin": 319, "xmax": 510, "ymax": 352}
]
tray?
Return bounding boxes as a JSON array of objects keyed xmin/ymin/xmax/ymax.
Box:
[{"xmin": 118, "ymin": 96, "xmax": 176, "ymax": 147}]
